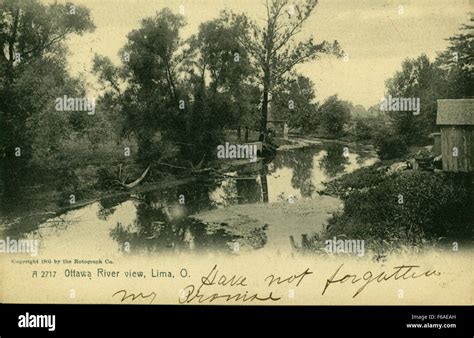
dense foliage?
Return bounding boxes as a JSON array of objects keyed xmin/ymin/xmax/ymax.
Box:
[{"xmin": 323, "ymin": 168, "xmax": 473, "ymax": 251}]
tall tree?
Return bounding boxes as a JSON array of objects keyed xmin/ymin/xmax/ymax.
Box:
[
  {"xmin": 94, "ymin": 9, "xmax": 248, "ymax": 165},
  {"xmin": 384, "ymin": 17, "xmax": 473, "ymax": 145},
  {"xmin": 94, "ymin": 9, "xmax": 188, "ymax": 164},
  {"xmin": 385, "ymin": 54, "xmax": 446, "ymax": 144},
  {"xmin": 232, "ymin": 0, "xmax": 342, "ymax": 134},
  {"xmin": 0, "ymin": 0, "xmax": 94, "ymax": 194},
  {"xmin": 186, "ymin": 12, "xmax": 259, "ymax": 142},
  {"xmin": 436, "ymin": 15, "xmax": 474, "ymax": 99}
]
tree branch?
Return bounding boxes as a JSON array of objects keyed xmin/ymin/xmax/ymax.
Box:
[{"xmin": 20, "ymin": 30, "xmax": 71, "ymax": 58}]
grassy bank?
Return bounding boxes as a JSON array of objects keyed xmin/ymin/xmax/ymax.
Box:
[{"xmin": 320, "ymin": 164, "xmax": 473, "ymax": 256}]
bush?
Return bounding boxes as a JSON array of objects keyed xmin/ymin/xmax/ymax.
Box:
[
  {"xmin": 318, "ymin": 95, "xmax": 350, "ymax": 137},
  {"xmin": 323, "ymin": 166, "xmax": 386, "ymax": 196},
  {"xmin": 353, "ymin": 118, "xmax": 374, "ymax": 141},
  {"xmin": 374, "ymin": 133, "xmax": 408, "ymax": 160},
  {"xmin": 323, "ymin": 170, "xmax": 473, "ymax": 250}
]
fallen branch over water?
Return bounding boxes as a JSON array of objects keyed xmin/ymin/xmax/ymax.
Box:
[
  {"xmin": 115, "ymin": 165, "xmax": 150, "ymax": 189},
  {"xmin": 153, "ymin": 161, "xmax": 213, "ymax": 174}
]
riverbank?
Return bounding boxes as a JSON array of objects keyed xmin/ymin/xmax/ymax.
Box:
[{"xmin": 288, "ymin": 134, "xmax": 375, "ymax": 151}]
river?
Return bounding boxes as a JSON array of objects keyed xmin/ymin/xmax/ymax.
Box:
[{"xmin": 0, "ymin": 141, "xmax": 377, "ymax": 257}]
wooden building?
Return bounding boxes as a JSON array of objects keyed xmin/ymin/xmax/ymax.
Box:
[
  {"xmin": 436, "ymin": 99, "xmax": 474, "ymax": 172},
  {"xmin": 429, "ymin": 132, "xmax": 441, "ymax": 155}
]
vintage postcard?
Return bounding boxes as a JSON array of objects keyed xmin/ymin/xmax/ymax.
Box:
[{"xmin": 0, "ymin": 0, "xmax": 473, "ymax": 307}]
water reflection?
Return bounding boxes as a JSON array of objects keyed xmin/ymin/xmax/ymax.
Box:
[
  {"xmin": 319, "ymin": 143, "xmax": 350, "ymax": 178},
  {"xmin": 101, "ymin": 181, "xmax": 245, "ymax": 254},
  {"xmin": 0, "ymin": 142, "xmax": 376, "ymax": 255}
]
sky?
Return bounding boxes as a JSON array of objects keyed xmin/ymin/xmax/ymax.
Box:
[{"xmin": 45, "ymin": 0, "xmax": 472, "ymax": 108}]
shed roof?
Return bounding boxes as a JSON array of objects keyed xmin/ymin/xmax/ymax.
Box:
[{"xmin": 437, "ymin": 99, "xmax": 474, "ymax": 125}]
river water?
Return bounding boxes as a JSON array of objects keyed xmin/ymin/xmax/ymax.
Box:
[{"xmin": 0, "ymin": 141, "xmax": 377, "ymax": 257}]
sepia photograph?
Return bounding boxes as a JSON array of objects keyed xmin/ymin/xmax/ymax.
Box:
[{"xmin": 0, "ymin": 0, "xmax": 473, "ymax": 334}]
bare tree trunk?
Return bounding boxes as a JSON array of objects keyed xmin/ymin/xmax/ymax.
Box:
[
  {"xmin": 260, "ymin": 55, "xmax": 271, "ymax": 134},
  {"xmin": 260, "ymin": 172, "xmax": 269, "ymax": 203},
  {"xmin": 261, "ymin": 88, "xmax": 269, "ymax": 134}
]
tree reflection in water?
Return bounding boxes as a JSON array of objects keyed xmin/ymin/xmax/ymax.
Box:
[
  {"xmin": 106, "ymin": 179, "xmax": 246, "ymax": 254},
  {"xmin": 271, "ymin": 146, "xmax": 321, "ymax": 198},
  {"xmin": 105, "ymin": 143, "xmax": 368, "ymax": 254},
  {"xmin": 1, "ymin": 142, "xmax": 374, "ymax": 255},
  {"xmin": 319, "ymin": 143, "xmax": 349, "ymax": 178}
]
